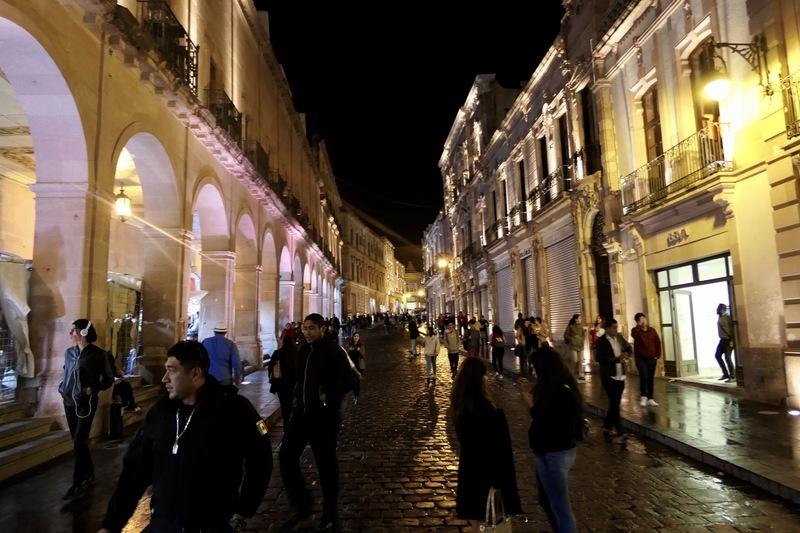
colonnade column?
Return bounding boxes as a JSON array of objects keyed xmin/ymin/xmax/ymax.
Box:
[{"xmin": 234, "ymin": 264, "xmax": 261, "ymax": 366}]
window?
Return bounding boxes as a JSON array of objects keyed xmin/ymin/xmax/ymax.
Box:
[
  {"xmin": 580, "ymin": 87, "xmax": 602, "ymax": 174},
  {"xmin": 558, "ymin": 114, "xmax": 571, "ymax": 189},
  {"xmin": 642, "ymin": 85, "xmax": 663, "ymax": 161},
  {"xmin": 517, "ymin": 159, "xmax": 526, "ymax": 205},
  {"xmin": 538, "ymin": 136, "xmax": 549, "ymax": 178},
  {"xmin": 689, "ymin": 39, "xmax": 720, "ymax": 128}
]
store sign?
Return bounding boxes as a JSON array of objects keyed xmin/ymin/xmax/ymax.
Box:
[{"xmin": 667, "ymin": 228, "xmax": 689, "ymax": 247}]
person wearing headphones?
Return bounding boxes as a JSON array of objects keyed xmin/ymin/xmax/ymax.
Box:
[{"xmin": 58, "ymin": 318, "xmax": 114, "ymax": 500}]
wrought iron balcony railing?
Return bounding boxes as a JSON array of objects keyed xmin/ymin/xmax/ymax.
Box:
[
  {"xmin": 205, "ymin": 88, "xmax": 242, "ymax": 146},
  {"xmin": 509, "ymin": 201, "xmax": 528, "ymax": 227},
  {"xmin": 243, "ymin": 140, "xmax": 269, "ymax": 180},
  {"xmin": 137, "ymin": 0, "xmax": 198, "ymax": 95},
  {"xmin": 782, "ymin": 71, "xmax": 800, "ymax": 139},
  {"xmin": 620, "ymin": 123, "xmax": 732, "ymax": 215},
  {"xmin": 527, "ymin": 166, "xmax": 572, "ymax": 215}
]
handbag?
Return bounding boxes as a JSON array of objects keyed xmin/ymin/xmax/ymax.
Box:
[{"xmin": 481, "ymin": 487, "xmax": 512, "ymax": 532}]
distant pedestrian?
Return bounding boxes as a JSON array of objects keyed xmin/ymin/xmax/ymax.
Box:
[
  {"xmin": 563, "ymin": 314, "xmax": 586, "ymax": 381},
  {"xmin": 631, "ymin": 312, "xmax": 661, "ymax": 407},
  {"xmin": 279, "ymin": 314, "xmax": 355, "ymax": 531},
  {"xmin": 444, "ymin": 323, "xmax": 461, "ymax": 378},
  {"xmin": 268, "ymin": 334, "xmax": 299, "ymax": 423},
  {"xmin": 408, "ymin": 319, "xmax": 421, "ymax": 355},
  {"xmin": 489, "ymin": 325, "xmax": 506, "ymax": 378},
  {"xmin": 60, "ymin": 319, "xmax": 114, "ymax": 500},
  {"xmin": 521, "ymin": 346, "xmax": 583, "ymax": 533},
  {"xmin": 524, "ymin": 318, "xmax": 539, "ymax": 376},
  {"xmin": 514, "ymin": 321, "xmax": 528, "ymax": 375},
  {"xmin": 452, "ymin": 357, "xmax": 521, "ymax": 530},
  {"xmin": 346, "ymin": 332, "xmax": 366, "ymax": 404},
  {"xmin": 201, "ymin": 323, "xmax": 242, "ymax": 386},
  {"xmin": 423, "ymin": 329, "xmax": 441, "ymax": 382},
  {"xmin": 99, "ymin": 340, "xmax": 272, "ymax": 533},
  {"xmin": 478, "ymin": 315, "xmax": 489, "ymax": 357},
  {"xmin": 715, "ymin": 303, "xmax": 736, "ymax": 383},
  {"xmin": 594, "ymin": 319, "xmax": 632, "ymax": 443},
  {"xmin": 465, "ymin": 319, "xmax": 481, "ymax": 358}
]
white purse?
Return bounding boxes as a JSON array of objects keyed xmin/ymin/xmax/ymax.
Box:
[{"xmin": 481, "ymin": 487, "xmax": 512, "ymax": 532}]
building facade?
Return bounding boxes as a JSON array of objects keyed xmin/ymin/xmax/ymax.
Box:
[
  {"xmin": 340, "ymin": 206, "xmax": 388, "ymax": 315},
  {"xmin": 422, "ymin": 209, "xmax": 454, "ymax": 319},
  {"xmin": 0, "ymin": 0, "xmax": 344, "ymax": 415}
]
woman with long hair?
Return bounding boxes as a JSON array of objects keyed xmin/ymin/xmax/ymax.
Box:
[
  {"xmin": 452, "ymin": 358, "xmax": 521, "ymax": 531},
  {"xmin": 489, "ymin": 325, "xmax": 506, "ymax": 378},
  {"xmin": 521, "ymin": 346, "xmax": 583, "ymax": 532},
  {"xmin": 269, "ymin": 333, "xmax": 299, "ymax": 422},
  {"xmin": 346, "ymin": 332, "xmax": 366, "ymax": 404}
]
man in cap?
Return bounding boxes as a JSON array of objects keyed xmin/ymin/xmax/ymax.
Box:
[{"xmin": 202, "ymin": 323, "xmax": 242, "ymax": 386}]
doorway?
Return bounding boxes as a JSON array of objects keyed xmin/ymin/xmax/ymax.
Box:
[{"xmin": 657, "ymin": 254, "xmax": 736, "ymax": 381}]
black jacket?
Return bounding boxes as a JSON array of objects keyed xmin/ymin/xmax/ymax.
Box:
[
  {"xmin": 529, "ymin": 384, "xmax": 580, "ymax": 454},
  {"xmin": 293, "ymin": 338, "xmax": 355, "ymax": 419},
  {"xmin": 102, "ymin": 377, "xmax": 272, "ymax": 532},
  {"xmin": 595, "ymin": 334, "xmax": 632, "ymax": 378},
  {"xmin": 455, "ymin": 402, "xmax": 522, "ymax": 520},
  {"xmin": 59, "ymin": 343, "xmax": 114, "ymax": 404}
]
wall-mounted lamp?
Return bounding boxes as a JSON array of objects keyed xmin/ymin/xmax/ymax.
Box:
[
  {"xmin": 115, "ymin": 186, "xmax": 132, "ymax": 222},
  {"xmin": 704, "ymin": 35, "xmax": 772, "ymax": 102}
]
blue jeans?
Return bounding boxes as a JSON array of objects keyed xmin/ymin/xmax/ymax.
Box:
[{"xmin": 535, "ymin": 448, "xmax": 577, "ymax": 533}]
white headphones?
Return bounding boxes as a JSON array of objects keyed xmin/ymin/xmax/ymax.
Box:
[{"xmin": 80, "ymin": 320, "xmax": 92, "ymax": 337}]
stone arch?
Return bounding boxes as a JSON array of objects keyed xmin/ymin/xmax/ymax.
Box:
[
  {"xmin": 232, "ymin": 213, "xmax": 258, "ymax": 363},
  {"xmin": 259, "ymin": 230, "xmax": 279, "ymax": 353},
  {"xmin": 277, "ymin": 246, "xmax": 293, "ymax": 327},
  {"xmin": 293, "ymin": 255, "xmax": 304, "ymax": 321},
  {"xmin": 0, "ymin": 14, "xmax": 91, "ymax": 411}
]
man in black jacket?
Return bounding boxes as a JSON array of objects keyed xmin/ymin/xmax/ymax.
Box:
[
  {"xmin": 99, "ymin": 341, "xmax": 272, "ymax": 533},
  {"xmin": 279, "ymin": 313, "xmax": 355, "ymax": 531},
  {"xmin": 594, "ymin": 319, "xmax": 632, "ymax": 443}
]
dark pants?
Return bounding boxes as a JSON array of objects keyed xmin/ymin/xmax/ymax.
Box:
[
  {"xmin": 491, "ymin": 347, "xmax": 505, "ymax": 374},
  {"xmin": 447, "ymin": 352, "xmax": 459, "ymax": 375},
  {"xmin": 112, "ymin": 380, "xmax": 137, "ymax": 410},
  {"xmin": 64, "ymin": 396, "xmax": 98, "ymax": 486},
  {"xmin": 279, "ymin": 413, "xmax": 340, "ymax": 520},
  {"xmin": 601, "ymin": 377, "xmax": 625, "ymax": 434},
  {"xmin": 277, "ymin": 388, "xmax": 294, "ymax": 425},
  {"xmin": 516, "ymin": 347, "xmax": 529, "ymax": 376},
  {"xmin": 635, "ymin": 358, "xmax": 657, "ymax": 399},
  {"xmin": 714, "ymin": 339, "xmax": 735, "ymax": 378}
]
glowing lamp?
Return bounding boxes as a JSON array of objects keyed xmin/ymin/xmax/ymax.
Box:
[
  {"xmin": 704, "ymin": 70, "xmax": 731, "ymax": 102},
  {"xmin": 437, "ymin": 258, "xmax": 448, "ymax": 269},
  {"xmin": 115, "ymin": 186, "xmax": 132, "ymax": 222}
]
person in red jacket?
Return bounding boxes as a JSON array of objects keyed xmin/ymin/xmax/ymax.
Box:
[{"xmin": 631, "ymin": 313, "xmax": 661, "ymax": 407}]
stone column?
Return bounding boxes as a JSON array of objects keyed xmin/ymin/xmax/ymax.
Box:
[
  {"xmin": 279, "ymin": 279, "xmax": 295, "ymax": 327},
  {"xmin": 259, "ymin": 273, "xmax": 279, "ymax": 355},
  {"xmin": 28, "ymin": 182, "xmax": 110, "ymax": 416},
  {"xmin": 199, "ymin": 251, "xmax": 235, "ymax": 341},
  {"xmin": 139, "ymin": 227, "xmax": 192, "ymax": 382},
  {"xmin": 294, "ymin": 280, "xmax": 304, "ymax": 321},
  {"xmin": 303, "ymin": 286, "xmax": 312, "ymax": 318},
  {"xmin": 234, "ymin": 264, "xmax": 261, "ymax": 366}
]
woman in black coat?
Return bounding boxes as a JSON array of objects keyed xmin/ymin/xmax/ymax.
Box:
[
  {"xmin": 452, "ymin": 357, "xmax": 521, "ymax": 529},
  {"xmin": 268, "ymin": 335, "xmax": 298, "ymax": 422}
]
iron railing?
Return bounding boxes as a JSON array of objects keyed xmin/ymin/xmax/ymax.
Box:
[
  {"xmin": 243, "ymin": 140, "xmax": 269, "ymax": 179},
  {"xmin": 509, "ymin": 201, "xmax": 527, "ymax": 227},
  {"xmin": 205, "ymin": 88, "xmax": 242, "ymax": 146},
  {"xmin": 527, "ymin": 166, "xmax": 572, "ymax": 214},
  {"xmin": 620, "ymin": 123, "xmax": 731, "ymax": 214},
  {"xmin": 137, "ymin": 0, "xmax": 198, "ymax": 95},
  {"xmin": 782, "ymin": 71, "xmax": 800, "ymax": 138}
]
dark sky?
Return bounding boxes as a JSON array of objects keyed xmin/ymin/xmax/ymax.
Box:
[{"xmin": 255, "ymin": 2, "xmax": 565, "ymax": 264}]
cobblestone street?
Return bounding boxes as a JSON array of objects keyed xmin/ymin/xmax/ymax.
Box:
[{"xmin": 248, "ymin": 329, "xmax": 800, "ymax": 532}]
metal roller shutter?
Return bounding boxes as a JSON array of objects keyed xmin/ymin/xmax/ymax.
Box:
[
  {"xmin": 546, "ymin": 235, "xmax": 581, "ymax": 343},
  {"xmin": 496, "ymin": 266, "xmax": 514, "ymax": 334},
  {"xmin": 524, "ymin": 256, "xmax": 539, "ymax": 317}
]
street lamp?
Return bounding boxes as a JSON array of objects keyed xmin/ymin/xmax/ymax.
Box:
[
  {"xmin": 115, "ymin": 186, "xmax": 132, "ymax": 222},
  {"xmin": 437, "ymin": 257, "xmax": 449, "ymax": 269},
  {"xmin": 703, "ymin": 35, "xmax": 772, "ymax": 102}
]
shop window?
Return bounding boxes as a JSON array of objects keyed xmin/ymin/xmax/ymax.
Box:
[
  {"xmin": 668, "ymin": 264, "xmax": 693, "ymax": 285},
  {"xmin": 657, "ymin": 270, "xmax": 669, "ymax": 288},
  {"xmin": 697, "ymin": 256, "xmax": 727, "ymax": 282}
]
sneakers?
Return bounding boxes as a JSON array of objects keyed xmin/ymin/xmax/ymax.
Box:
[
  {"xmin": 640, "ymin": 396, "xmax": 648, "ymax": 407},
  {"xmin": 646, "ymin": 399, "xmax": 659, "ymax": 406},
  {"xmin": 718, "ymin": 375, "xmax": 730, "ymax": 381},
  {"xmin": 726, "ymin": 378, "xmax": 736, "ymax": 383}
]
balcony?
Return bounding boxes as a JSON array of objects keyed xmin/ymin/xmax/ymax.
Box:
[
  {"xmin": 527, "ymin": 166, "xmax": 573, "ymax": 215},
  {"xmin": 620, "ymin": 123, "xmax": 732, "ymax": 215},
  {"xmin": 782, "ymin": 70, "xmax": 800, "ymax": 139},
  {"xmin": 137, "ymin": 0, "xmax": 199, "ymax": 95},
  {"xmin": 205, "ymin": 88, "xmax": 242, "ymax": 146},
  {"xmin": 484, "ymin": 219, "xmax": 505, "ymax": 246},
  {"xmin": 242, "ymin": 140, "xmax": 269, "ymax": 180},
  {"xmin": 509, "ymin": 201, "xmax": 527, "ymax": 228}
]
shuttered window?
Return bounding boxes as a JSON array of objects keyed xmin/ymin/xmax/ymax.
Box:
[
  {"xmin": 546, "ymin": 235, "xmax": 581, "ymax": 343},
  {"xmin": 496, "ymin": 266, "xmax": 514, "ymax": 334},
  {"xmin": 523, "ymin": 256, "xmax": 539, "ymax": 317}
]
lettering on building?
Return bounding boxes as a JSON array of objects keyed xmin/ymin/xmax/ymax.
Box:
[{"xmin": 667, "ymin": 229, "xmax": 689, "ymax": 247}]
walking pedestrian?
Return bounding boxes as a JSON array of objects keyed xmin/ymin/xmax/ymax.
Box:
[
  {"xmin": 423, "ymin": 329, "xmax": 441, "ymax": 383},
  {"xmin": 478, "ymin": 315, "xmax": 489, "ymax": 357},
  {"xmin": 408, "ymin": 318, "xmax": 421, "ymax": 356},
  {"xmin": 524, "ymin": 318, "xmax": 539, "ymax": 376},
  {"xmin": 594, "ymin": 319, "xmax": 632, "ymax": 443},
  {"xmin": 514, "ymin": 321, "xmax": 528, "ymax": 375},
  {"xmin": 346, "ymin": 332, "xmax": 366, "ymax": 404},
  {"xmin": 99, "ymin": 340, "xmax": 272, "ymax": 533},
  {"xmin": 521, "ymin": 346, "xmax": 583, "ymax": 533},
  {"xmin": 715, "ymin": 303, "xmax": 736, "ymax": 383},
  {"xmin": 465, "ymin": 319, "xmax": 481, "ymax": 358},
  {"xmin": 268, "ymin": 334, "xmax": 299, "ymax": 424},
  {"xmin": 563, "ymin": 314, "xmax": 586, "ymax": 381},
  {"xmin": 631, "ymin": 312, "xmax": 661, "ymax": 407},
  {"xmin": 279, "ymin": 314, "xmax": 356, "ymax": 531},
  {"xmin": 444, "ymin": 322, "xmax": 461, "ymax": 378},
  {"xmin": 489, "ymin": 325, "xmax": 506, "ymax": 378},
  {"xmin": 59, "ymin": 319, "xmax": 114, "ymax": 500},
  {"xmin": 452, "ymin": 357, "xmax": 521, "ymax": 531},
  {"xmin": 201, "ymin": 323, "xmax": 242, "ymax": 386}
]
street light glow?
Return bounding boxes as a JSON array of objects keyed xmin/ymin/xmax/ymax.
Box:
[
  {"xmin": 704, "ymin": 71, "xmax": 730, "ymax": 101},
  {"xmin": 437, "ymin": 257, "xmax": 448, "ymax": 269}
]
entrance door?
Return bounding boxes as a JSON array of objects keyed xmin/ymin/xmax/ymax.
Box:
[{"xmin": 672, "ymin": 290, "xmax": 698, "ymax": 376}]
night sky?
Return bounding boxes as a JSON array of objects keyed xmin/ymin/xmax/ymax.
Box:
[{"xmin": 255, "ymin": 2, "xmax": 565, "ymax": 266}]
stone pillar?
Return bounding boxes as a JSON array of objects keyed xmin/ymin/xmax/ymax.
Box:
[
  {"xmin": 294, "ymin": 280, "xmax": 304, "ymax": 321},
  {"xmin": 311, "ymin": 290, "xmax": 322, "ymax": 315},
  {"xmin": 234, "ymin": 264, "xmax": 261, "ymax": 366},
  {"xmin": 28, "ymin": 183, "xmax": 110, "ymax": 417},
  {"xmin": 199, "ymin": 251, "xmax": 235, "ymax": 341},
  {"xmin": 139, "ymin": 227, "xmax": 192, "ymax": 382},
  {"xmin": 279, "ymin": 279, "xmax": 295, "ymax": 327},
  {"xmin": 303, "ymin": 287, "xmax": 312, "ymax": 318},
  {"xmin": 259, "ymin": 273, "xmax": 279, "ymax": 355}
]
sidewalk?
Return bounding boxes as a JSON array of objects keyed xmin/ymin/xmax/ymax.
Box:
[{"xmin": 497, "ymin": 350, "xmax": 800, "ymax": 505}]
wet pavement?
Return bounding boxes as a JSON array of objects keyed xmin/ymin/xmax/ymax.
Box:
[{"xmin": 1, "ymin": 329, "xmax": 799, "ymax": 531}]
